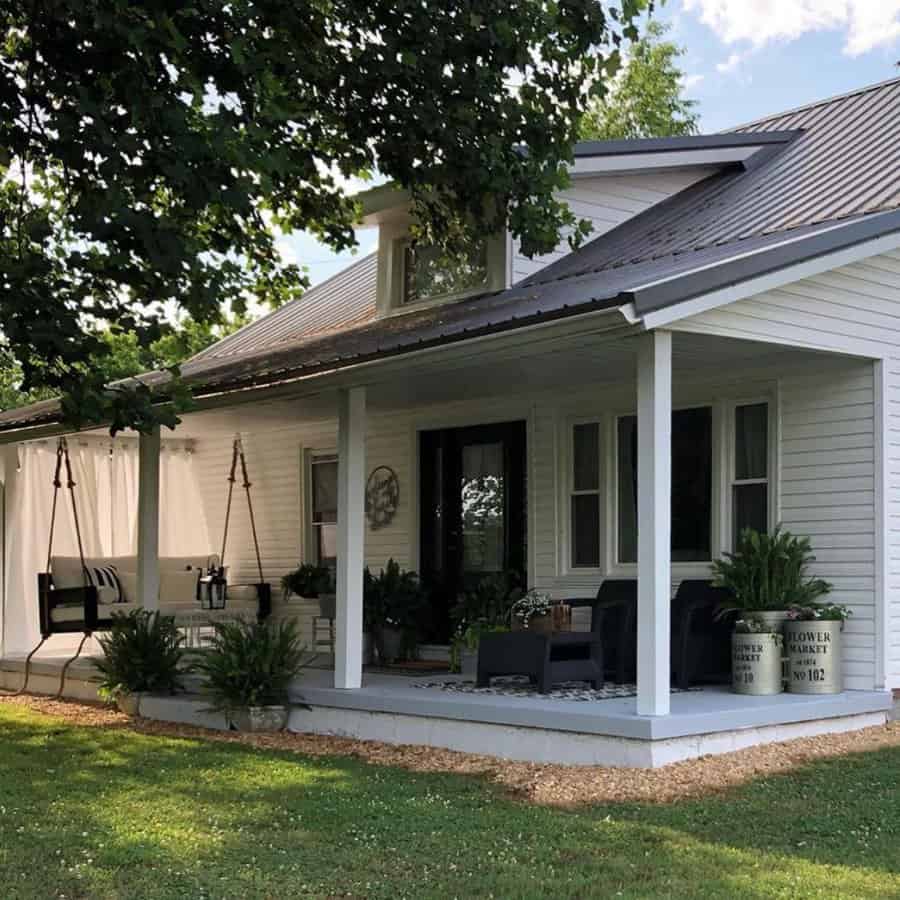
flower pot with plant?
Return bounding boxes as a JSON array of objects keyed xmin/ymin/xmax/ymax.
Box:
[
  {"xmin": 784, "ymin": 603, "xmax": 850, "ymax": 694},
  {"xmin": 449, "ymin": 572, "xmax": 521, "ymax": 674},
  {"xmin": 94, "ymin": 609, "xmax": 187, "ymax": 716},
  {"xmin": 511, "ymin": 589, "xmax": 554, "ymax": 633},
  {"xmin": 713, "ymin": 526, "xmax": 832, "ymax": 632},
  {"xmin": 364, "ymin": 559, "xmax": 426, "ymax": 664},
  {"xmin": 731, "ymin": 616, "xmax": 784, "ymax": 695},
  {"xmin": 195, "ymin": 618, "xmax": 310, "ymax": 731},
  {"xmin": 281, "ymin": 563, "xmax": 336, "ymax": 618}
]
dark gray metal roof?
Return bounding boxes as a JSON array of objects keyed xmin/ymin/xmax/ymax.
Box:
[
  {"xmin": 3, "ymin": 78, "xmax": 900, "ymax": 433},
  {"xmin": 191, "ymin": 252, "xmax": 377, "ymax": 362}
]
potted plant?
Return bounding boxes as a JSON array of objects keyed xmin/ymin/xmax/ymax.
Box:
[
  {"xmin": 784, "ymin": 603, "xmax": 850, "ymax": 694},
  {"xmin": 282, "ymin": 563, "xmax": 336, "ymax": 617},
  {"xmin": 94, "ymin": 609, "xmax": 186, "ymax": 716},
  {"xmin": 195, "ymin": 618, "xmax": 310, "ymax": 732},
  {"xmin": 713, "ymin": 526, "xmax": 832, "ymax": 631},
  {"xmin": 364, "ymin": 559, "xmax": 425, "ymax": 664},
  {"xmin": 449, "ymin": 572, "xmax": 521, "ymax": 675},
  {"xmin": 511, "ymin": 589, "xmax": 555, "ymax": 633},
  {"xmin": 731, "ymin": 616, "xmax": 784, "ymax": 695}
]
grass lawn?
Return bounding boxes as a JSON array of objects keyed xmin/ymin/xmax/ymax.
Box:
[{"xmin": 1, "ymin": 704, "xmax": 900, "ymax": 899}]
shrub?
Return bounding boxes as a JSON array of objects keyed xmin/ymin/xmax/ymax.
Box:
[
  {"xmin": 94, "ymin": 609, "xmax": 186, "ymax": 700},
  {"xmin": 713, "ymin": 526, "xmax": 831, "ymax": 614},
  {"xmin": 195, "ymin": 618, "xmax": 309, "ymax": 711}
]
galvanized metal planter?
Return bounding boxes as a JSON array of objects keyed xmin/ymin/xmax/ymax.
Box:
[
  {"xmin": 732, "ymin": 632, "xmax": 785, "ymax": 695},
  {"xmin": 231, "ymin": 705, "xmax": 289, "ymax": 732},
  {"xmin": 785, "ymin": 620, "xmax": 843, "ymax": 694},
  {"xmin": 745, "ymin": 610, "xmax": 791, "ymax": 633}
]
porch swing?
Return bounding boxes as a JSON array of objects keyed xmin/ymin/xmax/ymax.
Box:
[
  {"xmin": 199, "ymin": 436, "xmax": 272, "ymax": 622},
  {"xmin": 13, "ymin": 438, "xmax": 107, "ymax": 696}
]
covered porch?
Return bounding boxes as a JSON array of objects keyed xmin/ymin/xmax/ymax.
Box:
[{"xmin": 0, "ymin": 317, "xmax": 892, "ymax": 765}]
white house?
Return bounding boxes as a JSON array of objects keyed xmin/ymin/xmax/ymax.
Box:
[{"xmin": 2, "ymin": 78, "xmax": 900, "ymax": 766}]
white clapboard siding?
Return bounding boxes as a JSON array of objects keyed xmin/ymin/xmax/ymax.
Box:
[
  {"xmin": 186, "ymin": 247, "xmax": 900, "ymax": 691},
  {"xmin": 511, "ymin": 169, "xmax": 717, "ymax": 283},
  {"xmin": 679, "ymin": 248, "xmax": 900, "ymax": 690}
]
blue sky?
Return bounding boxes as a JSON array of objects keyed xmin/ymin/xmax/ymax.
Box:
[{"xmin": 284, "ymin": 0, "xmax": 900, "ymax": 287}]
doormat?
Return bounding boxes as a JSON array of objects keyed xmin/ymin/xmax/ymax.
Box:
[{"xmin": 413, "ymin": 676, "xmax": 691, "ymax": 702}]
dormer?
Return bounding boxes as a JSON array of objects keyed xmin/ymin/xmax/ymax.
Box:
[
  {"xmin": 358, "ymin": 131, "xmax": 800, "ymax": 312},
  {"xmin": 358, "ymin": 185, "xmax": 508, "ymax": 317}
]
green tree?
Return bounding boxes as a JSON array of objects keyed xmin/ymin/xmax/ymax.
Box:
[
  {"xmin": 581, "ymin": 20, "xmax": 699, "ymax": 141},
  {"xmin": 0, "ymin": 1, "xmax": 647, "ymax": 433}
]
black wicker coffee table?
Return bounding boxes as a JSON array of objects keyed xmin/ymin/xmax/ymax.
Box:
[{"xmin": 476, "ymin": 631, "xmax": 603, "ymax": 694}]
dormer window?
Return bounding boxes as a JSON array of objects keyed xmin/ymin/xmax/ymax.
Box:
[{"xmin": 401, "ymin": 239, "xmax": 489, "ymax": 305}]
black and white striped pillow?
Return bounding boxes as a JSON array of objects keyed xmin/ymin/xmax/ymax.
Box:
[{"xmin": 87, "ymin": 565, "xmax": 124, "ymax": 604}]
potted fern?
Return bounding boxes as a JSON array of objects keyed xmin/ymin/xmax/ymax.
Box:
[
  {"xmin": 713, "ymin": 526, "xmax": 831, "ymax": 631},
  {"xmin": 364, "ymin": 559, "xmax": 425, "ymax": 664},
  {"xmin": 282, "ymin": 563, "xmax": 336, "ymax": 618},
  {"xmin": 94, "ymin": 610, "xmax": 187, "ymax": 716},
  {"xmin": 195, "ymin": 618, "xmax": 310, "ymax": 732}
]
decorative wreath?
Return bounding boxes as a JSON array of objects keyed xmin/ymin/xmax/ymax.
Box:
[{"xmin": 365, "ymin": 466, "xmax": 400, "ymax": 530}]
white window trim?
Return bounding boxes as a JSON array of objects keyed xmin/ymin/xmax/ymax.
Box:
[
  {"xmin": 302, "ymin": 448, "xmax": 338, "ymax": 567},
  {"xmin": 377, "ymin": 225, "xmax": 509, "ymax": 315},
  {"xmin": 724, "ymin": 397, "xmax": 777, "ymax": 550},
  {"xmin": 565, "ymin": 417, "xmax": 605, "ymax": 575},
  {"xmin": 559, "ymin": 388, "xmax": 777, "ymax": 580}
]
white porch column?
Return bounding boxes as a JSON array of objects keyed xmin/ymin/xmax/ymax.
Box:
[
  {"xmin": 637, "ymin": 330, "xmax": 672, "ymax": 716},
  {"xmin": 335, "ymin": 386, "xmax": 366, "ymax": 689},
  {"xmin": 136, "ymin": 427, "xmax": 161, "ymax": 611}
]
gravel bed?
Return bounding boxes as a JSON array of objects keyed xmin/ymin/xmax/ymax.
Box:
[{"xmin": 2, "ymin": 692, "xmax": 899, "ymax": 807}]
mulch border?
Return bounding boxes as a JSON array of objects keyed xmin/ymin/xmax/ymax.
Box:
[{"xmin": 2, "ymin": 692, "xmax": 898, "ymax": 807}]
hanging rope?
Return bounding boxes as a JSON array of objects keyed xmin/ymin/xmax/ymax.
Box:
[
  {"xmin": 8, "ymin": 438, "xmax": 93, "ymax": 697},
  {"xmin": 219, "ymin": 437, "xmax": 266, "ymax": 584}
]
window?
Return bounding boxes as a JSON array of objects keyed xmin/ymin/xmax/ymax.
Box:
[
  {"xmin": 617, "ymin": 407, "xmax": 713, "ymax": 564},
  {"xmin": 732, "ymin": 402, "xmax": 769, "ymax": 544},
  {"xmin": 310, "ymin": 456, "xmax": 338, "ymax": 570},
  {"xmin": 402, "ymin": 239, "xmax": 488, "ymax": 304},
  {"xmin": 570, "ymin": 423, "xmax": 601, "ymax": 568}
]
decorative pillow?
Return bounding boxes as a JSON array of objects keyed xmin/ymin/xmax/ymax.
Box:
[
  {"xmin": 118, "ymin": 570, "xmax": 138, "ymax": 606},
  {"xmin": 86, "ymin": 565, "xmax": 124, "ymax": 603},
  {"xmin": 159, "ymin": 569, "xmax": 203, "ymax": 608}
]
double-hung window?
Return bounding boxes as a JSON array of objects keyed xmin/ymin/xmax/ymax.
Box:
[
  {"xmin": 570, "ymin": 423, "xmax": 602, "ymax": 568},
  {"xmin": 310, "ymin": 455, "xmax": 338, "ymax": 571},
  {"xmin": 616, "ymin": 406, "xmax": 713, "ymax": 564},
  {"xmin": 732, "ymin": 402, "xmax": 769, "ymax": 544}
]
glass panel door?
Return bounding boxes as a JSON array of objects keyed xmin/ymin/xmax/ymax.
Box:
[{"xmin": 420, "ymin": 421, "xmax": 526, "ymax": 642}]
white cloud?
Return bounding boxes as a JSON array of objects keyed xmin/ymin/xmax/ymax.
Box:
[
  {"xmin": 683, "ymin": 0, "xmax": 900, "ymax": 56},
  {"xmin": 715, "ymin": 52, "xmax": 745, "ymax": 73},
  {"xmin": 682, "ymin": 72, "xmax": 706, "ymax": 89}
]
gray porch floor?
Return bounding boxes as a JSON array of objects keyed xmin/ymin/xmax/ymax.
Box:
[
  {"xmin": 2, "ymin": 653, "xmax": 891, "ymax": 743},
  {"xmin": 293, "ymin": 668, "xmax": 891, "ymax": 741}
]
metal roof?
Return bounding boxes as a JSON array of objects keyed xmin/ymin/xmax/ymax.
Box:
[
  {"xmin": 3, "ymin": 78, "xmax": 900, "ymax": 433},
  {"xmin": 190, "ymin": 252, "xmax": 377, "ymax": 362}
]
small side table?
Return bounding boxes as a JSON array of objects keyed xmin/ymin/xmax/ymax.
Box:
[{"xmin": 476, "ymin": 631, "xmax": 603, "ymax": 693}]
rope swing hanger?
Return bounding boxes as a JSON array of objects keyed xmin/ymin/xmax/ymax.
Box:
[
  {"xmin": 10, "ymin": 438, "xmax": 96, "ymax": 698},
  {"xmin": 203, "ymin": 436, "xmax": 271, "ymax": 619}
]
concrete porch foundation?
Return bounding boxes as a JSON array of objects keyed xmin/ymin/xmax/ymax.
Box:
[{"xmin": 2, "ymin": 656, "xmax": 890, "ymax": 768}]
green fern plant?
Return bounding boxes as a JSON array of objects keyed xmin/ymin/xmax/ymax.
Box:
[
  {"xmin": 713, "ymin": 526, "xmax": 831, "ymax": 614},
  {"xmin": 94, "ymin": 609, "xmax": 186, "ymax": 700},
  {"xmin": 195, "ymin": 618, "xmax": 310, "ymax": 712}
]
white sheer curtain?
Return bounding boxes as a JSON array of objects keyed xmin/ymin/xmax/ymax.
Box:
[
  {"xmin": 159, "ymin": 446, "xmax": 210, "ymax": 555},
  {"xmin": 3, "ymin": 437, "xmax": 211, "ymax": 654}
]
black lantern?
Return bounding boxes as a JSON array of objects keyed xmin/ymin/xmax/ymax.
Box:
[{"xmin": 199, "ymin": 565, "xmax": 227, "ymax": 610}]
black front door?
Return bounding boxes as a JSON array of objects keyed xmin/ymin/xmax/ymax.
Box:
[{"xmin": 419, "ymin": 421, "xmax": 526, "ymax": 642}]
